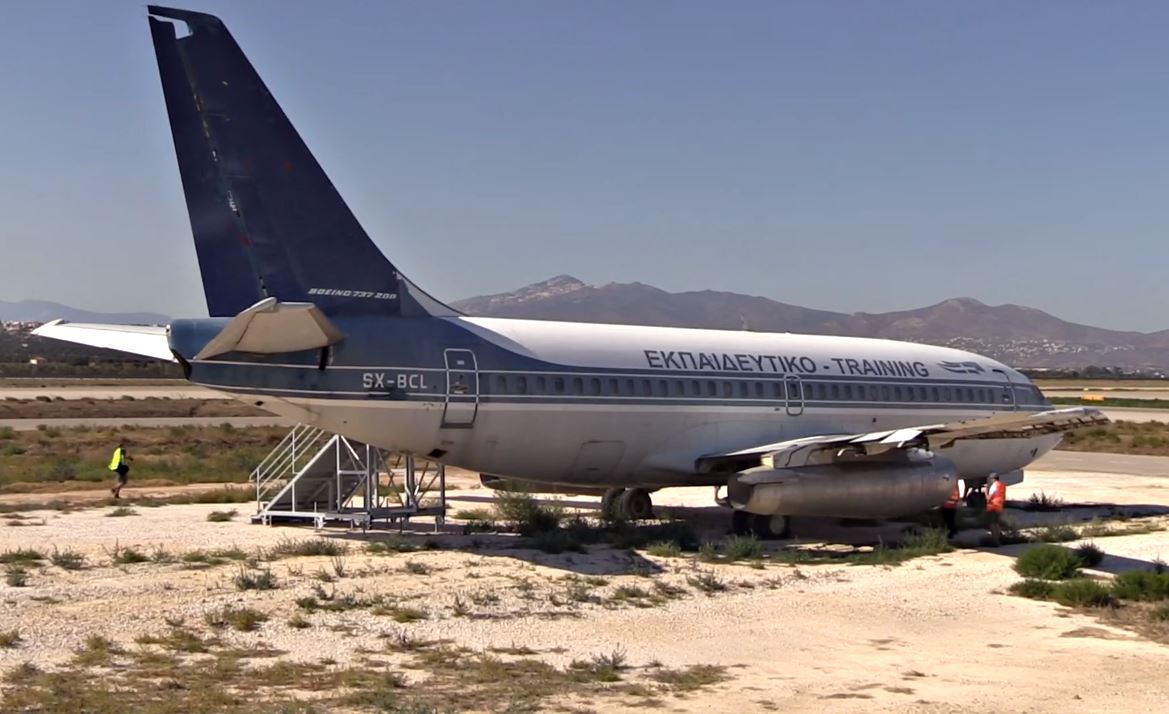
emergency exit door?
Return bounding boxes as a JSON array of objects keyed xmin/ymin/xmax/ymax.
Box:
[{"xmin": 442, "ymin": 349, "xmax": 479, "ymax": 427}]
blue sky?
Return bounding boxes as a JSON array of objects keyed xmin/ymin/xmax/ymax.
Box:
[{"xmin": 1, "ymin": 1, "xmax": 1167, "ymax": 330}]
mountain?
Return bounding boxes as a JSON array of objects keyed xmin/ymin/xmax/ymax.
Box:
[
  {"xmin": 452, "ymin": 276, "xmax": 1168, "ymax": 372},
  {"xmin": 0, "ymin": 300, "xmax": 169, "ymax": 325}
]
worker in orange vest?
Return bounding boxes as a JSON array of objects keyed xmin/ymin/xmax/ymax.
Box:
[
  {"xmin": 986, "ymin": 473, "xmax": 1007, "ymax": 546},
  {"xmin": 941, "ymin": 481, "xmax": 961, "ymax": 538}
]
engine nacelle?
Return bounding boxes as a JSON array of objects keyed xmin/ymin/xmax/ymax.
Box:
[{"xmin": 727, "ymin": 457, "xmax": 958, "ymax": 519}]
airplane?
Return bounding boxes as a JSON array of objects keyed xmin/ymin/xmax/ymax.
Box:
[{"xmin": 34, "ymin": 6, "xmax": 1107, "ymax": 537}]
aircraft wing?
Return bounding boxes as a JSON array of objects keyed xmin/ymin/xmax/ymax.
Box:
[
  {"xmin": 31, "ymin": 321, "xmax": 175, "ymax": 362},
  {"xmin": 696, "ymin": 407, "xmax": 1109, "ymax": 473}
]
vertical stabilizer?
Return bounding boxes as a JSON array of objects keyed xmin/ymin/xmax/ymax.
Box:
[{"xmin": 147, "ymin": 6, "xmax": 456, "ymax": 318}]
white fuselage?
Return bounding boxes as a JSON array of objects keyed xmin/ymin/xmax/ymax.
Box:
[{"xmin": 212, "ymin": 316, "xmax": 1060, "ymax": 489}]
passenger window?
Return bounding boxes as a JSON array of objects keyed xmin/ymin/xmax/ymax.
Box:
[
  {"xmin": 881, "ymin": 385, "xmax": 891, "ymax": 401},
  {"xmin": 754, "ymin": 382, "xmax": 764, "ymax": 398},
  {"xmin": 931, "ymin": 387, "xmax": 940, "ymax": 402},
  {"xmin": 904, "ymin": 385, "xmax": 914, "ymax": 402},
  {"xmin": 495, "ymin": 375, "xmax": 507, "ymax": 393},
  {"xmin": 842, "ymin": 384, "xmax": 852, "ymax": 400},
  {"xmin": 706, "ymin": 381, "xmax": 717, "ymax": 397},
  {"xmin": 642, "ymin": 379, "xmax": 653, "ymax": 396},
  {"xmin": 739, "ymin": 382, "xmax": 749, "ymax": 398},
  {"xmin": 723, "ymin": 382, "xmax": 733, "ymax": 398},
  {"xmin": 941, "ymin": 387, "xmax": 951, "ymax": 402},
  {"xmin": 675, "ymin": 381, "xmax": 685, "ymax": 396},
  {"xmin": 772, "ymin": 382, "xmax": 783, "ymax": 398},
  {"xmin": 572, "ymin": 377, "xmax": 583, "ymax": 394},
  {"xmin": 691, "ymin": 380, "xmax": 701, "ymax": 396},
  {"xmin": 893, "ymin": 385, "xmax": 902, "ymax": 402},
  {"xmin": 536, "ymin": 376, "xmax": 546, "ymax": 393},
  {"xmin": 590, "ymin": 378, "xmax": 601, "ymax": 395},
  {"xmin": 624, "ymin": 379, "xmax": 635, "ymax": 396},
  {"xmin": 515, "ymin": 376, "xmax": 527, "ymax": 394},
  {"xmin": 554, "ymin": 377, "xmax": 565, "ymax": 394},
  {"xmin": 608, "ymin": 378, "xmax": 619, "ymax": 395}
]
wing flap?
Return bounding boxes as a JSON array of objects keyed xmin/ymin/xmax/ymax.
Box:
[
  {"xmin": 699, "ymin": 407, "xmax": 1109, "ymax": 473},
  {"xmin": 31, "ymin": 321, "xmax": 175, "ymax": 362}
]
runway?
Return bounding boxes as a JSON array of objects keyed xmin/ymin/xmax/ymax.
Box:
[
  {"xmin": 1030, "ymin": 450, "xmax": 1169, "ymax": 478},
  {"xmin": 0, "ymin": 416, "xmax": 291, "ymax": 431}
]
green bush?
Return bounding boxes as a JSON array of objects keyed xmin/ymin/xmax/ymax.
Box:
[
  {"xmin": 1110, "ymin": 570, "xmax": 1169, "ymax": 602},
  {"xmin": 1014, "ymin": 545, "xmax": 1083, "ymax": 580},
  {"xmin": 1074, "ymin": 542, "xmax": 1105, "ymax": 568},
  {"xmin": 1052, "ymin": 579, "xmax": 1115, "ymax": 608},
  {"xmin": 494, "ymin": 492, "xmax": 562, "ymax": 536},
  {"xmin": 1009, "ymin": 579, "xmax": 1056, "ymax": 600},
  {"xmin": 723, "ymin": 535, "xmax": 763, "ymax": 561}
]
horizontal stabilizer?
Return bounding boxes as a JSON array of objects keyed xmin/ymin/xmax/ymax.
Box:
[
  {"xmin": 193, "ymin": 298, "xmax": 344, "ymax": 360},
  {"xmin": 31, "ymin": 321, "xmax": 175, "ymax": 362}
]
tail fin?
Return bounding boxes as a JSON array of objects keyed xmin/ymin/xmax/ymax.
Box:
[{"xmin": 147, "ymin": 6, "xmax": 456, "ymax": 318}]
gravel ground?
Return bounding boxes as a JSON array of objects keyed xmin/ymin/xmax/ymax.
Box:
[{"xmin": 0, "ymin": 471, "xmax": 1167, "ymax": 713}]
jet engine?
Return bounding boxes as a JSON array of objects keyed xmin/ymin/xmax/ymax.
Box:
[{"xmin": 727, "ymin": 457, "xmax": 958, "ymax": 519}]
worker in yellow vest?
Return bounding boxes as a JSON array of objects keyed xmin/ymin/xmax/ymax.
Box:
[
  {"xmin": 941, "ymin": 481, "xmax": 961, "ymax": 538},
  {"xmin": 986, "ymin": 473, "xmax": 1006, "ymax": 546},
  {"xmin": 108, "ymin": 442, "xmax": 131, "ymax": 500}
]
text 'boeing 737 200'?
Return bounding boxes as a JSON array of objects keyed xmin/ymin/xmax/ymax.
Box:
[{"xmin": 33, "ymin": 6, "xmax": 1108, "ymax": 537}]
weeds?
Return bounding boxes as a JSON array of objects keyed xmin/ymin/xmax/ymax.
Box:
[
  {"xmin": 5, "ymin": 564, "xmax": 28, "ymax": 587},
  {"xmin": 71, "ymin": 635, "xmax": 124, "ymax": 666},
  {"xmin": 686, "ymin": 570, "xmax": 727, "ymax": 595},
  {"xmin": 49, "ymin": 547, "xmax": 85, "ymax": 570},
  {"xmin": 1026, "ymin": 492, "xmax": 1065, "ymax": 512},
  {"xmin": 1033, "ymin": 523, "xmax": 1078, "ymax": 543},
  {"xmin": 109, "ymin": 544, "xmax": 149, "ymax": 565},
  {"xmin": 268, "ymin": 538, "xmax": 347, "ymax": 559},
  {"xmin": 0, "ymin": 548, "xmax": 45, "ymax": 565},
  {"xmin": 287, "ymin": 614, "xmax": 312, "ymax": 629},
  {"xmin": 0, "ymin": 630, "xmax": 21, "ymax": 648},
  {"xmin": 105, "ymin": 506, "xmax": 138, "ymax": 518},
  {"xmin": 205, "ymin": 606, "xmax": 269, "ymax": 632},
  {"xmin": 233, "ymin": 566, "xmax": 278, "ymax": 591},
  {"xmin": 206, "ymin": 509, "xmax": 238, "ymax": 522},
  {"xmin": 645, "ymin": 540, "xmax": 682, "ymax": 558}
]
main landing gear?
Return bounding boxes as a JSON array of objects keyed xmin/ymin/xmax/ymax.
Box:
[
  {"xmin": 731, "ymin": 511, "xmax": 792, "ymax": 540},
  {"xmin": 601, "ymin": 488, "xmax": 655, "ymax": 521}
]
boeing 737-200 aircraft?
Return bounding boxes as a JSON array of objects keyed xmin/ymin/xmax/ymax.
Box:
[{"xmin": 35, "ymin": 7, "xmax": 1107, "ymax": 536}]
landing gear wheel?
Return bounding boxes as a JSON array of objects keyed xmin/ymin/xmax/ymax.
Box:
[
  {"xmin": 618, "ymin": 488, "xmax": 654, "ymax": 521},
  {"xmin": 731, "ymin": 510, "xmax": 752, "ymax": 536},
  {"xmin": 751, "ymin": 514, "xmax": 791, "ymax": 540},
  {"xmin": 600, "ymin": 488, "xmax": 625, "ymax": 520}
]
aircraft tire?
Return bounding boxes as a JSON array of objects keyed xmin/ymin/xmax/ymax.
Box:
[
  {"xmin": 600, "ymin": 488, "xmax": 625, "ymax": 520},
  {"xmin": 619, "ymin": 488, "xmax": 654, "ymax": 521},
  {"xmin": 751, "ymin": 514, "xmax": 791, "ymax": 540}
]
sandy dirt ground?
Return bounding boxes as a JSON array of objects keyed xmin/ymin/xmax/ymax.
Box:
[{"xmin": 0, "ymin": 464, "xmax": 1168, "ymax": 712}]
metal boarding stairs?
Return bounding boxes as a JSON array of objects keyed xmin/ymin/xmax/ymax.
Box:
[{"xmin": 251, "ymin": 424, "xmax": 446, "ymax": 530}]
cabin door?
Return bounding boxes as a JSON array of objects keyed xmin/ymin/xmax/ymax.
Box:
[{"xmin": 442, "ymin": 349, "xmax": 479, "ymax": 427}]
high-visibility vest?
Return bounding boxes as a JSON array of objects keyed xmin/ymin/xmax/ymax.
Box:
[
  {"xmin": 943, "ymin": 484, "xmax": 961, "ymax": 510},
  {"xmin": 987, "ymin": 481, "xmax": 1006, "ymax": 512},
  {"xmin": 108, "ymin": 448, "xmax": 124, "ymax": 471}
]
